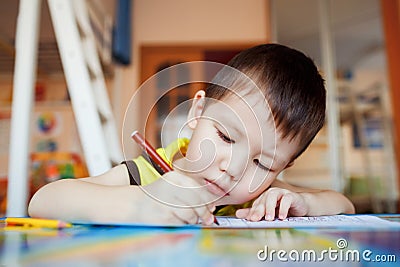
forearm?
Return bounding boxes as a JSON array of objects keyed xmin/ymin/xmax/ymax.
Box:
[
  {"xmin": 28, "ymin": 172, "xmax": 217, "ymax": 225},
  {"xmin": 79, "ymin": 164, "xmax": 131, "ymax": 186},
  {"xmin": 28, "ymin": 179, "xmax": 143, "ymax": 222},
  {"xmin": 300, "ymin": 190, "xmax": 355, "ymax": 216}
]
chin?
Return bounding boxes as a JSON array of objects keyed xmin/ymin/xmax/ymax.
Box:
[
  {"xmin": 215, "ymin": 198, "xmax": 230, "ymax": 206},
  {"xmin": 216, "ymin": 196, "xmax": 241, "ymax": 206}
]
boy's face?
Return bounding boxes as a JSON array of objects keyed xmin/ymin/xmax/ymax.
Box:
[{"xmin": 176, "ymin": 90, "xmax": 300, "ymax": 206}]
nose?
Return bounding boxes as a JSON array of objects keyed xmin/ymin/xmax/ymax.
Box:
[
  {"xmin": 218, "ymin": 148, "xmax": 248, "ymax": 180},
  {"xmin": 218, "ymin": 157, "xmax": 229, "ymax": 174}
]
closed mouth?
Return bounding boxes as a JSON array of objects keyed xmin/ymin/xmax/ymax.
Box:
[{"xmin": 204, "ymin": 179, "xmax": 229, "ymax": 197}]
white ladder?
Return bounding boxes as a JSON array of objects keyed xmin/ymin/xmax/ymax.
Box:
[
  {"xmin": 7, "ymin": 0, "xmax": 123, "ymax": 216},
  {"xmin": 47, "ymin": 0, "xmax": 123, "ymax": 170}
]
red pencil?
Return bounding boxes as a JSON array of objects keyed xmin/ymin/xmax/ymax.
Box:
[
  {"xmin": 131, "ymin": 131, "xmax": 173, "ymax": 174},
  {"xmin": 130, "ymin": 130, "xmax": 219, "ymax": 225}
]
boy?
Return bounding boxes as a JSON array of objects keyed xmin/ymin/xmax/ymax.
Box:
[{"xmin": 28, "ymin": 44, "xmax": 355, "ymax": 225}]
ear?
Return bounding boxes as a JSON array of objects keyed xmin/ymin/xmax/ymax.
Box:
[{"xmin": 187, "ymin": 90, "xmax": 206, "ymax": 129}]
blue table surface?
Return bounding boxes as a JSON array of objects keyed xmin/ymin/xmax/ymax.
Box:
[{"xmin": 1, "ymin": 215, "xmax": 400, "ymax": 267}]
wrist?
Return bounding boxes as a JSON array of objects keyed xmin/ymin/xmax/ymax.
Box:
[
  {"xmin": 290, "ymin": 192, "xmax": 309, "ymax": 216},
  {"xmin": 298, "ymin": 192, "xmax": 313, "ymax": 216},
  {"xmin": 299, "ymin": 190, "xmax": 355, "ymax": 216}
]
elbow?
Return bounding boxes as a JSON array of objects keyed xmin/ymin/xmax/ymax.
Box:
[
  {"xmin": 27, "ymin": 185, "xmax": 46, "ymax": 217},
  {"xmin": 344, "ymin": 197, "xmax": 356, "ymax": 214},
  {"xmin": 27, "ymin": 180, "xmax": 65, "ymax": 218},
  {"xmin": 28, "ymin": 193, "xmax": 39, "ymax": 217},
  {"xmin": 347, "ymin": 202, "xmax": 356, "ymax": 214}
]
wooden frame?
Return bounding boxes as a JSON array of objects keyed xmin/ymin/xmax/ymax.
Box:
[{"xmin": 381, "ymin": 0, "xmax": 400, "ymax": 211}]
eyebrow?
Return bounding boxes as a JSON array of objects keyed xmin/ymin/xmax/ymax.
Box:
[
  {"xmin": 227, "ymin": 123, "xmax": 243, "ymax": 138},
  {"xmin": 215, "ymin": 113, "xmax": 244, "ymax": 138}
]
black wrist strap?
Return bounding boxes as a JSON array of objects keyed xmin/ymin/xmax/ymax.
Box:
[{"xmin": 121, "ymin": 160, "xmax": 141, "ymax": 185}]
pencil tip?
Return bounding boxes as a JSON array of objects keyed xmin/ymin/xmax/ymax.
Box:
[{"xmin": 58, "ymin": 221, "xmax": 72, "ymax": 228}]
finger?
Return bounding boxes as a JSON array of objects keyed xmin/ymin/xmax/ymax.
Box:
[
  {"xmin": 182, "ymin": 208, "xmax": 211, "ymax": 226},
  {"xmin": 175, "ymin": 194, "xmax": 214, "ymax": 225},
  {"xmin": 171, "ymin": 207, "xmax": 200, "ymax": 224},
  {"xmin": 236, "ymin": 208, "xmax": 250, "ymax": 218},
  {"xmin": 247, "ymin": 200, "xmax": 266, "ymax": 221},
  {"xmin": 208, "ymin": 204, "xmax": 216, "ymax": 213},
  {"xmin": 245, "ymin": 193, "xmax": 264, "ymax": 220},
  {"xmin": 179, "ymin": 188, "xmax": 216, "ymax": 216},
  {"xmin": 264, "ymin": 189, "xmax": 284, "ymax": 220},
  {"xmin": 162, "ymin": 176, "xmax": 216, "ymax": 225},
  {"xmin": 199, "ymin": 205, "xmax": 216, "ymax": 225},
  {"xmin": 278, "ymin": 193, "xmax": 293, "ymax": 220},
  {"xmin": 164, "ymin": 172, "xmax": 220, "ymax": 208},
  {"xmin": 157, "ymin": 207, "xmax": 195, "ymax": 225}
]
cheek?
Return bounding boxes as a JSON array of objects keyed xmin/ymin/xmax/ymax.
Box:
[
  {"xmin": 229, "ymin": 186, "xmax": 258, "ymax": 204},
  {"xmin": 228, "ymin": 172, "xmax": 275, "ymax": 204},
  {"xmin": 185, "ymin": 137, "xmax": 218, "ymax": 172},
  {"xmin": 248, "ymin": 171, "xmax": 275, "ymax": 193}
]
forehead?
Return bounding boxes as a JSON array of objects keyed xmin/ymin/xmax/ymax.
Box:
[{"xmin": 204, "ymin": 91, "xmax": 272, "ymax": 131}]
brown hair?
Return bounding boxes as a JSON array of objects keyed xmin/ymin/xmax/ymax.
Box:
[{"xmin": 205, "ymin": 43, "xmax": 326, "ymax": 161}]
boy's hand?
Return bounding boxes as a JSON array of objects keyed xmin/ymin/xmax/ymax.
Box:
[
  {"xmin": 136, "ymin": 171, "xmax": 217, "ymax": 225},
  {"xmin": 235, "ymin": 187, "xmax": 308, "ymax": 221}
]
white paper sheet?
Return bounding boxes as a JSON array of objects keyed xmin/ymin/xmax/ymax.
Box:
[
  {"xmin": 212, "ymin": 215, "xmax": 400, "ymax": 228},
  {"xmin": 70, "ymin": 215, "xmax": 400, "ymax": 229}
]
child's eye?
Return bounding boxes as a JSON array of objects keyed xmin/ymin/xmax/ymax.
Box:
[
  {"xmin": 216, "ymin": 129, "xmax": 235, "ymax": 144},
  {"xmin": 253, "ymin": 159, "xmax": 272, "ymax": 172}
]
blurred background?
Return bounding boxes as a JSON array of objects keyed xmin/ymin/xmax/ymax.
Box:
[{"xmin": 0, "ymin": 0, "xmax": 399, "ymax": 216}]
